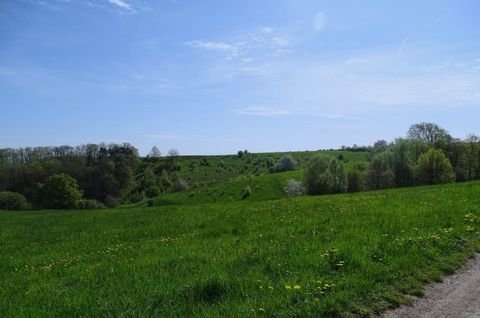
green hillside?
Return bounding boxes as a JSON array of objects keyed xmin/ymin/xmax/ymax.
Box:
[
  {"xmin": 141, "ymin": 150, "xmax": 369, "ymax": 206},
  {"xmin": 149, "ymin": 170, "xmax": 300, "ymax": 206},
  {"xmin": 143, "ymin": 150, "xmax": 368, "ymax": 186},
  {"xmin": 2, "ymin": 182, "xmax": 480, "ymax": 317}
]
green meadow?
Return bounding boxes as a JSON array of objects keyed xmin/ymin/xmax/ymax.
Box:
[{"xmin": 2, "ymin": 181, "xmax": 480, "ymax": 317}]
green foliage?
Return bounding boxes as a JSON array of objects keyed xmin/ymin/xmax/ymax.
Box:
[
  {"xmin": 104, "ymin": 195, "xmax": 121, "ymax": 208},
  {"xmin": 38, "ymin": 173, "xmax": 83, "ymax": 209},
  {"xmin": 284, "ymin": 179, "xmax": 303, "ymax": 197},
  {"xmin": 241, "ymin": 185, "xmax": 252, "ymax": 200},
  {"xmin": 415, "ymin": 149, "xmax": 455, "ymax": 185},
  {"xmin": 346, "ymin": 167, "xmax": 363, "ymax": 193},
  {"xmin": 0, "ymin": 143, "xmax": 138, "ymax": 205},
  {"xmin": 326, "ymin": 157, "xmax": 346, "ymax": 193},
  {"xmin": 365, "ymin": 152, "xmax": 395, "ymax": 190},
  {"xmin": 173, "ymin": 178, "xmax": 189, "ymax": 192},
  {"xmin": 82, "ymin": 199, "xmax": 102, "ymax": 210},
  {"xmin": 272, "ymin": 154, "xmax": 297, "ymax": 172},
  {"xmin": 159, "ymin": 169, "xmax": 172, "ymax": 192},
  {"xmin": 303, "ymin": 155, "xmax": 331, "ymax": 195},
  {"xmin": 141, "ymin": 167, "xmax": 160, "ymax": 198},
  {"xmin": 407, "ymin": 122, "xmax": 452, "ymax": 148},
  {"xmin": 390, "ymin": 138, "xmax": 427, "ymax": 187},
  {"xmin": 303, "ymin": 156, "xmax": 346, "ymax": 195},
  {"xmin": 0, "ymin": 191, "xmax": 29, "ymax": 210}
]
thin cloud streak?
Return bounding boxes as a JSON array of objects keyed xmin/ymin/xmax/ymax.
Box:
[{"xmin": 231, "ymin": 107, "xmax": 291, "ymax": 117}]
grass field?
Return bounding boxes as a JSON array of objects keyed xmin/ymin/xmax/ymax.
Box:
[{"xmin": 2, "ymin": 182, "xmax": 480, "ymax": 317}]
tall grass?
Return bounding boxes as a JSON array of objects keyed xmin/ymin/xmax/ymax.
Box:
[{"xmin": 1, "ymin": 182, "xmax": 480, "ymax": 317}]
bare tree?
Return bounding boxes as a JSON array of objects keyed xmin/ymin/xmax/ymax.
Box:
[{"xmin": 148, "ymin": 146, "xmax": 161, "ymax": 158}]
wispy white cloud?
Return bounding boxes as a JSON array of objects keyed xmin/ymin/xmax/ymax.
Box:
[
  {"xmin": 185, "ymin": 41, "xmax": 243, "ymax": 60},
  {"xmin": 316, "ymin": 114, "xmax": 358, "ymax": 120},
  {"xmin": 185, "ymin": 26, "xmax": 293, "ymax": 62},
  {"xmin": 87, "ymin": 2, "xmax": 107, "ymax": 9},
  {"xmin": 107, "ymin": 0, "xmax": 132, "ymax": 10},
  {"xmin": 231, "ymin": 107, "xmax": 291, "ymax": 117}
]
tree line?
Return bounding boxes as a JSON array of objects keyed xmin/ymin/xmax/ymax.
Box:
[
  {"xmin": 301, "ymin": 122, "xmax": 480, "ymax": 195},
  {"xmin": 0, "ymin": 143, "xmax": 139, "ymax": 209},
  {"xmin": 0, "ymin": 143, "xmax": 189, "ymax": 210}
]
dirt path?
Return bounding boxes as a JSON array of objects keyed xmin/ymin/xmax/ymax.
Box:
[{"xmin": 381, "ymin": 255, "xmax": 480, "ymax": 318}]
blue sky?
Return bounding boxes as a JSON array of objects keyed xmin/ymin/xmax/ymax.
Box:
[{"xmin": 1, "ymin": 0, "xmax": 479, "ymax": 155}]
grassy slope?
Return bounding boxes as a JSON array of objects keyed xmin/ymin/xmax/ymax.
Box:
[
  {"xmin": 150, "ymin": 170, "xmax": 300, "ymax": 206},
  {"xmin": 144, "ymin": 150, "xmax": 368, "ymax": 186},
  {"xmin": 2, "ymin": 182, "xmax": 480, "ymax": 317},
  {"xmin": 145, "ymin": 150, "xmax": 369, "ymax": 206}
]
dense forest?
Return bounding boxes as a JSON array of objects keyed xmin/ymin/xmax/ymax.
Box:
[{"xmin": 0, "ymin": 122, "xmax": 479, "ymax": 210}]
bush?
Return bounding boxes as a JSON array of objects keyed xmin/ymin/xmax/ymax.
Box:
[
  {"xmin": 128, "ymin": 191, "xmax": 145, "ymax": 203},
  {"xmin": 38, "ymin": 173, "xmax": 83, "ymax": 209},
  {"xmin": 303, "ymin": 156, "xmax": 346, "ymax": 195},
  {"xmin": 83, "ymin": 199, "xmax": 102, "ymax": 210},
  {"xmin": 173, "ymin": 178, "xmax": 189, "ymax": 192},
  {"xmin": 284, "ymin": 179, "xmax": 303, "ymax": 197},
  {"xmin": 326, "ymin": 158, "xmax": 346, "ymax": 193},
  {"xmin": 415, "ymin": 149, "xmax": 455, "ymax": 185},
  {"xmin": 104, "ymin": 195, "xmax": 121, "ymax": 208},
  {"xmin": 145, "ymin": 185, "xmax": 161, "ymax": 198},
  {"xmin": 242, "ymin": 185, "xmax": 252, "ymax": 200},
  {"xmin": 347, "ymin": 168, "xmax": 363, "ymax": 193},
  {"xmin": 303, "ymin": 156, "xmax": 331, "ymax": 195},
  {"xmin": 0, "ymin": 191, "xmax": 29, "ymax": 210},
  {"xmin": 273, "ymin": 155, "xmax": 298, "ymax": 172},
  {"xmin": 365, "ymin": 152, "xmax": 395, "ymax": 190}
]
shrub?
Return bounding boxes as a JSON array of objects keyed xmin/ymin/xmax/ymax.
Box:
[
  {"xmin": 145, "ymin": 185, "xmax": 161, "ymax": 198},
  {"xmin": 128, "ymin": 191, "xmax": 145, "ymax": 203},
  {"xmin": 415, "ymin": 149, "xmax": 455, "ymax": 185},
  {"xmin": 326, "ymin": 158, "xmax": 346, "ymax": 193},
  {"xmin": 303, "ymin": 156, "xmax": 346, "ymax": 195},
  {"xmin": 38, "ymin": 173, "xmax": 83, "ymax": 209},
  {"xmin": 242, "ymin": 185, "xmax": 252, "ymax": 200},
  {"xmin": 84, "ymin": 199, "xmax": 101, "ymax": 210},
  {"xmin": 303, "ymin": 155, "xmax": 331, "ymax": 195},
  {"xmin": 365, "ymin": 152, "xmax": 395, "ymax": 190},
  {"xmin": 273, "ymin": 155, "xmax": 298, "ymax": 172},
  {"xmin": 0, "ymin": 191, "xmax": 29, "ymax": 210},
  {"xmin": 173, "ymin": 178, "xmax": 189, "ymax": 192},
  {"xmin": 284, "ymin": 179, "xmax": 303, "ymax": 197},
  {"xmin": 347, "ymin": 168, "xmax": 363, "ymax": 193},
  {"xmin": 104, "ymin": 195, "xmax": 121, "ymax": 208}
]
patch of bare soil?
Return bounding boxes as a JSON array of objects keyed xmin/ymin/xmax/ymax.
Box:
[{"xmin": 381, "ymin": 255, "xmax": 480, "ymax": 318}]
